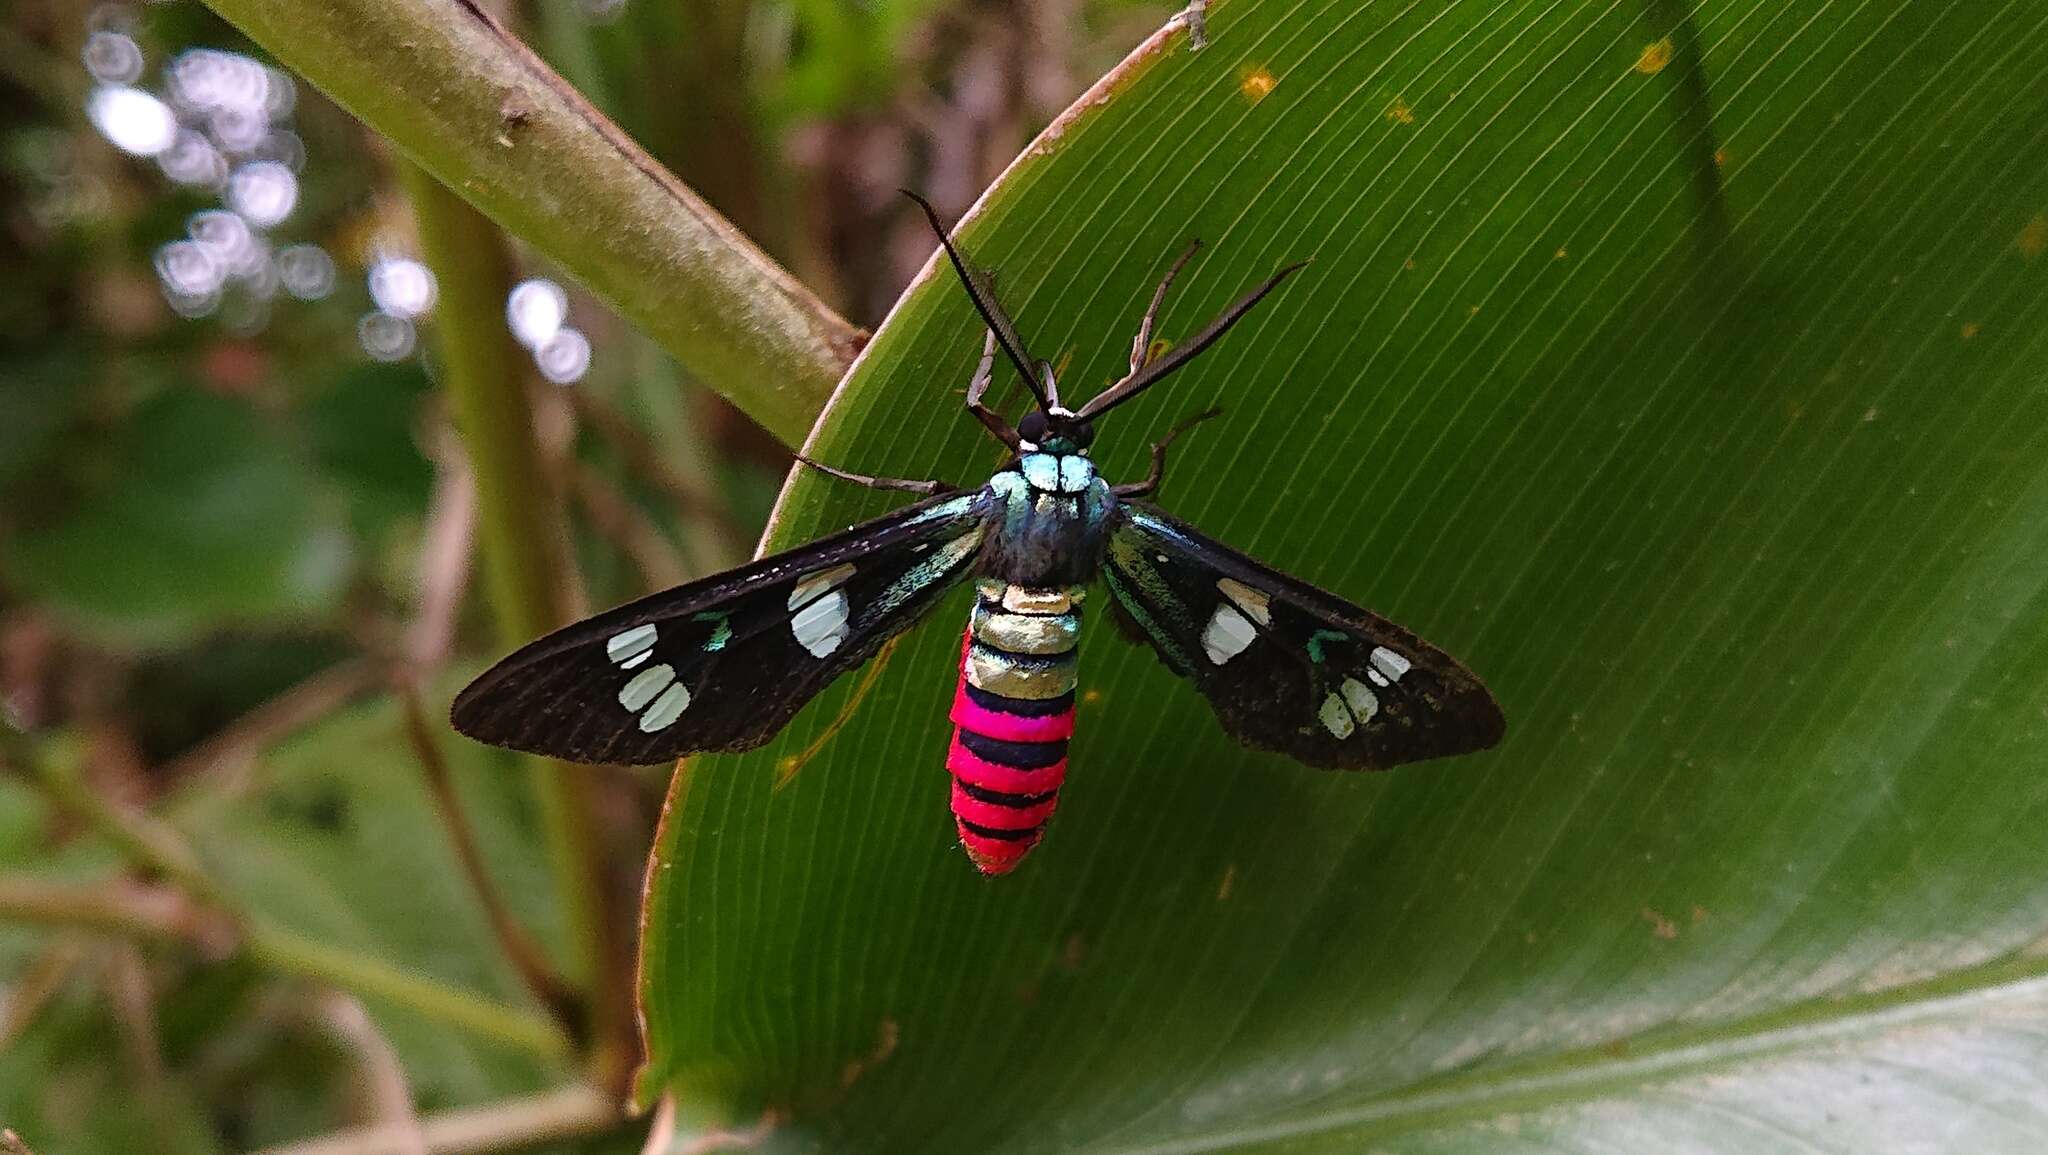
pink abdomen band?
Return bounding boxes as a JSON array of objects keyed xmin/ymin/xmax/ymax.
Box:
[{"xmin": 945, "ymin": 586, "xmax": 1080, "ymax": 875}]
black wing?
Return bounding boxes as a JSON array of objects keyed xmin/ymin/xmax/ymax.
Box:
[
  {"xmin": 1100, "ymin": 502, "xmax": 1504, "ymax": 769},
  {"xmin": 452, "ymin": 489, "xmax": 990, "ymax": 765}
]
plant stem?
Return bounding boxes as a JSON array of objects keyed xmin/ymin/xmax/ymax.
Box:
[
  {"xmin": 196, "ymin": 0, "xmax": 860, "ymax": 446},
  {"xmin": 0, "ymin": 875, "xmax": 233, "ymax": 950},
  {"xmin": 248, "ymin": 926, "xmax": 569, "ymax": 1061},
  {"xmin": 2, "ymin": 743, "xmax": 569, "ymax": 1062},
  {"xmin": 395, "ymin": 677, "xmax": 583, "ymax": 1036},
  {"xmin": 248, "ymin": 1084, "xmax": 616, "ymax": 1155},
  {"xmin": 401, "ymin": 161, "xmax": 631, "ymax": 1086}
]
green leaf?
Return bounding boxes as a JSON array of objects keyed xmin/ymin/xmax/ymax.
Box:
[
  {"xmin": 172, "ymin": 678, "xmax": 568, "ymax": 1110},
  {"xmin": 5, "ymin": 388, "xmax": 352, "ymax": 641},
  {"xmin": 638, "ymin": 2, "xmax": 2048, "ymax": 1149}
]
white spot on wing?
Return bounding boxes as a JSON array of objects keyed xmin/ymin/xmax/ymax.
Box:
[
  {"xmin": 791, "ymin": 590, "xmax": 849, "ymax": 658},
  {"xmin": 1370, "ymin": 647, "xmax": 1411, "ymax": 682},
  {"xmin": 1202, "ymin": 604, "xmax": 1258, "ymax": 665},
  {"xmin": 1319, "ymin": 693, "xmax": 1355, "ymax": 739},
  {"xmin": 638, "ymin": 683, "xmax": 691, "ymax": 731},
  {"xmin": 1216, "ymin": 578, "xmax": 1272, "ymax": 626},
  {"xmin": 1058, "ymin": 455, "xmax": 1094, "ymax": 493},
  {"xmin": 788, "ymin": 563, "xmax": 856, "ymax": 611},
  {"xmin": 607, "ymin": 623, "xmax": 657, "ymax": 665},
  {"xmin": 1340, "ymin": 678, "xmax": 1378, "ymax": 723},
  {"xmin": 619, "ymin": 663, "xmax": 676, "ymax": 711}
]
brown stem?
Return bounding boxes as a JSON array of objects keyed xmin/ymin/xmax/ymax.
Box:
[
  {"xmin": 563, "ymin": 385, "xmax": 749, "ymax": 546},
  {"xmin": 315, "ymin": 993, "xmax": 429, "ymax": 1155},
  {"xmin": 158, "ymin": 659, "xmax": 380, "ymax": 796},
  {"xmin": 0, "ymin": 875, "xmax": 236, "ymax": 954},
  {"xmin": 0, "ymin": 937, "xmax": 89, "ymax": 1051},
  {"xmin": 248, "ymin": 1084, "xmax": 617, "ymax": 1155},
  {"xmin": 568, "ymin": 464, "xmax": 691, "ymax": 592},
  {"xmin": 408, "ymin": 441, "xmax": 479, "ymax": 672},
  {"xmin": 393, "ymin": 676, "xmax": 586, "ymax": 1040}
]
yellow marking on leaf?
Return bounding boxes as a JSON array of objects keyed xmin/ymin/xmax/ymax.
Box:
[
  {"xmin": 1961, "ymin": 321, "xmax": 1983, "ymax": 340},
  {"xmin": 1238, "ymin": 65, "xmax": 1277, "ymax": 104},
  {"xmin": 2018, "ymin": 214, "xmax": 2047, "ymax": 259},
  {"xmin": 1642, "ymin": 907, "xmax": 1679, "ymax": 940},
  {"xmin": 1385, "ymin": 97, "xmax": 1415, "ymax": 125},
  {"xmin": 1635, "ymin": 37, "xmax": 1674, "ymax": 75},
  {"xmin": 1217, "ymin": 863, "xmax": 1237, "ymax": 902},
  {"xmin": 774, "ymin": 635, "xmax": 903, "ymax": 790}
]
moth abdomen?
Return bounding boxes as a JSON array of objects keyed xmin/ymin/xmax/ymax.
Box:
[{"xmin": 946, "ymin": 582, "xmax": 1083, "ymax": 874}]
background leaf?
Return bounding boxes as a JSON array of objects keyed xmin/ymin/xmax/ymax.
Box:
[{"xmin": 637, "ymin": 0, "xmax": 2048, "ymax": 1149}]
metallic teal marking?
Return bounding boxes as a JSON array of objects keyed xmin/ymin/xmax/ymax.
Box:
[
  {"xmin": 1106, "ymin": 529, "xmax": 1194, "ymax": 672},
  {"xmin": 1306, "ymin": 628, "xmax": 1347, "ymax": 663},
  {"xmin": 897, "ymin": 493, "xmax": 978, "ymax": 529},
  {"xmin": 868, "ymin": 527, "xmax": 985, "ymax": 622},
  {"xmin": 1081, "ymin": 477, "xmax": 1112, "ymax": 529},
  {"xmin": 692, "ymin": 612, "xmax": 733, "ymax": 651}
]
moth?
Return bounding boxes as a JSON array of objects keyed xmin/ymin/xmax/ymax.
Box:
[{"xmin": 452, "ymin": 194, "xmax": 1505, "ymax": 874}]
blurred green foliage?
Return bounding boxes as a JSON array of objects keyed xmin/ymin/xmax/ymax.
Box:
[{"xmin": 0, "ymin": 0, "xmax": 1170, "ymax": 1151}]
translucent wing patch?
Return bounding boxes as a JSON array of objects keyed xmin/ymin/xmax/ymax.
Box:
[
  {"xmin": 1101, "ymin": 503, "xmax": 1504, "ymax": 770},
  {"xmin": 452, "ymin": 490, "xmax": 990, "ymax": 764}
]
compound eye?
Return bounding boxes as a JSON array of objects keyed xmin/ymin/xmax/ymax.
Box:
[
  {"xmin": 1071, "ymin": 420, "xmax": 1096, "ymax": 448},
  {"xmin": 1018, "ymin": 410, "xmax": 1049, "ymax": 444}
]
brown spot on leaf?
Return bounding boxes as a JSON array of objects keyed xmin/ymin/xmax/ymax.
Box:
[
  {"xmin": 1961, "ymin": 321, "xmax": 1983, "ymax": 340},
  {"xmin": 1239, "ymin": 66, "xmax": 1277, "ymax": 104},
  {"xmin": 1641, "ymin": 907, "xmax": 1678, "ymax": 940},
  {"xmin": 2019, "ymin": 214, "xmax": 2048, "ymax": 259},
  {"xmin": 1386, "ymin": 97, "xmax": 1416, "ymax": 126},
  {"xmin": 1060, "ymin": 932, "xmax": 1088, "ymax": 973},
  {"xmin": 1635, "ymin": 38, "xmax": 1674, "ymax": 75},
  {"xmin": 1217, "ymin": 864, "xmax": 1237, "ymax": 902},
  {"xmin": 839, "ymin": 1018, "xmax": 900, "ymax": 1089}
]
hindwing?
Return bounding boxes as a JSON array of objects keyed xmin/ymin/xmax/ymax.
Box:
[
  {"xmin": 452, "ymin": 489, "xmax": 990, "ymax": 764},
  {"xmin": 1101, "ymin": 503, "xmax": 1504, "ymax": 769}
]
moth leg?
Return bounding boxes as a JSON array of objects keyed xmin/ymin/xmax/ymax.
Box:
[
  {"xmin": 1129, "ymin": 240, "xmax": 1203, "ymax": 376},
  {"xmin": 965, "ymin": 328, "xmax": 1023, "ymax": 449},
  {"xmin": 1112, "ymin": 406, "xmax": 1223, "ymax": 498},
  {"xmin": 1181, "ymin": 0, "xmax": 1208, "ymax": 49},
  {"xmin": 794, "ymin": 455, "xmax": 951, "ymax": 496}
]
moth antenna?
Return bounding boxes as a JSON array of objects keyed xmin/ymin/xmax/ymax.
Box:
[
  {"xmin": 1076, "ymin": 259, "xmax": 1308, "ymax": 421},
  {"xmin": 902, "ymin": 190, "xmax": 1049, "ymax": 409}
]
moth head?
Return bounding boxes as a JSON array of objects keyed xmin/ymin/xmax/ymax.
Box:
[{"xmin": 1018, "ymin": 406, "xmax": 1094, "ymax": 454}]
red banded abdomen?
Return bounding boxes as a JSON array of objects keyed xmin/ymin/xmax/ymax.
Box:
[{"xmin": 946, "ymin": 583, "xmax": 1081, "ymax": 874}]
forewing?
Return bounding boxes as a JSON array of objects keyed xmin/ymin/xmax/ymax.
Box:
[
  {"xmin": 1101, "ymin": 502, "xmax": 1504, "ymax": 769},
  {"xmin": 452, "ymin": 490, "xmax": 990, "ymax": 764}
]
